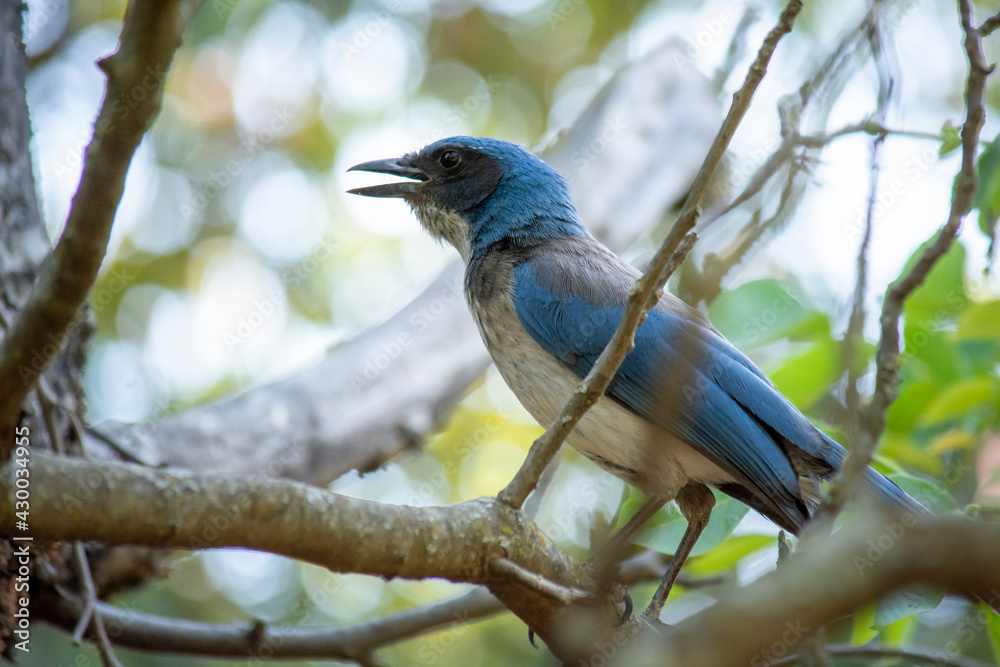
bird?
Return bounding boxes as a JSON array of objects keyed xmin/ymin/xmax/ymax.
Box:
[{"xmin": 348, "ymin": 135, "xmax": 927, "ymax": 619}]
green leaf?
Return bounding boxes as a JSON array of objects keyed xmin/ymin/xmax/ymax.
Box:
[
  {"xmin": 939, "ymin": 120, "xmax": 962, "ymax": 156},
  {"xmin": 919, "ymin": 377, "xmax": 997, "ymax": 425},
  {"xmin": 769, "ymin": 337, "xmax": 847, "ymax": 409},
  {"xmin": 686, "ymin": 534, "xmax": 775, "ymax": 575},
  {"xmin": 958, "ymin": 301, "xmax": 1000, "ymax": 340},
  {"xmin": 851, "ymin": 604, "xmax": 878, "ymax": 645},
  {"xmin": 901, "ymin": 236, "xmax": 966, "ymax": 330},
  {"xmin": 707, "ymin": 279, "xmax": 825, "ymax": 349},
  {"xmin": 974, "ymin": 134, "xmax": 1000, "ymax": 242},
  {"xmin": 633, "ymin": 492, "xmax": 749, "ymax": 558},
  {"xmin": 888, "ymin": 472, "xmax": 959, "ymax": 513},
  {"xmin": 988, "ymin": 605, "xmax": 1000, "ymax": 664},
  {"xmin": 873, "ymin": 587, "xmax": 944, "ymax": 629},
  {"xmin": 886, "ymin": 380, "xmax": 938, "ymax": 434},
  {"xmin": 880, "ymin": 435, "xmax": 945, "ymax": 476}
]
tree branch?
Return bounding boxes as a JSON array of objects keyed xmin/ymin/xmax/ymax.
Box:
[
  {"xmin": 0, "ymin": 452, "xmax": 621, "ymax": 658},
  {"xmin": 0, "ymin": 0, "xmax": 203, "ymax": 454},
  {"xmin": 774, "ymin": 643, "xmax": 999, "ymax": 667},
  {"xmin": 618, "ymin": 514, "xmax": 1000, "ymax": 666},
  {"xmin": 499, "ymin": 0, "xmax": 804, "ymax": 509},
  {"xmin": 863, "ymin": 0, "xmax": 991, "ymax": 463},
  {"xmin": 829, "ymin": 14, "xmax": 894, "ymax": 516},
  {"xmin": 37, "ymin": 550, "xmax": 679, "ymax": 661},
  {"xmin": 979, "ymin": 10, "xmax": 1000, "ymax": 37}
]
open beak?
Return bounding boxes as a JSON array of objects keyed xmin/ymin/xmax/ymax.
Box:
[{"xmin": 347, "ymin": 157, "xmax": 427, "ymax": 198}]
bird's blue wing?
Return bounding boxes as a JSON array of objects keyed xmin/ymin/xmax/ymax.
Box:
[{"xmin": 512, "ymin": 254, "xmax": 843, "ymax": 528}]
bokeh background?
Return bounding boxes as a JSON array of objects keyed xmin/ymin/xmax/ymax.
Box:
[{"xmin": 20, "ymin": 0, "xmax": 1000, "ymax": 664}]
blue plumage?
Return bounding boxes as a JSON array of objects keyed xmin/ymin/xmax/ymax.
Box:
[{"xmin": 348, "ymin": 136, "xmax": 926, "ymax": 597}]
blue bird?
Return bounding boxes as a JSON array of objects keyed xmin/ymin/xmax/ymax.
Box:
[{"xmin": 348, "ymin": 136, "xmax": 926, "ymax": 618}]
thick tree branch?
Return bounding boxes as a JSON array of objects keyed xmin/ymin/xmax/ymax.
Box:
[
  {"xmin": 500, "ymin": 0, "xmax": 804, "ymax": 509},
  {"xmin": 0, "ymin": 452, "xmax": 621, "ymax": 658},
  {"xmin": 0, "ymin": 0, "xmax": 202, "ymax": 454},
  {"xmin": 618, "ymin": 514, "xmax": 1000, "ymax": 666},
  {"xmin": 776, "ymin": 643, "xmax": 999, "ymax": 667}
]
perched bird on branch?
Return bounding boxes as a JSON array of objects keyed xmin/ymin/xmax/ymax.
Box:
[{"xmin": 348, "ymin": 136, "xmax": 926, "ymax": 619}]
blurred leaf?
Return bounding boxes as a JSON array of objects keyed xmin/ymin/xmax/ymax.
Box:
[
  {"xmin": 707, "ymin": 279, "xmax": 825, "ymax": 349},
  {"xmin": 888, "ymin": 472, "xmax": 959, "ymax": 513},
  {"xmin": 901, "ymin": 236, "xmax": 966, "ymax": 333},
  {"xmin": 880, "ymin": 435, "xmax": 945, "ymax": 475},
  {"xmin": 939, "ymin": 119, "xmax": 962, "ymax": 156},
  {"xmin": 633, "ymin": 492, "xmax": 749, "ymax": 558},
  {"xmin": 613, "ymin": 486, "xmax": 667, "ymax": 532},
  {"xmin": 903, "ymin": 330, "xmax": 966, "ymax": 386},
  {"xmin": 873, "ymin": 587, "xmax": 944, "ymax": 629},
  {"xmin": 686, "ymin": 534, "xmax": 775, "ymax": 575},
  {"xmin": 919, "ymin": 377, "xmax": 997, "ymax": 425},
  {"xmin": 851, "ymin": 604, "xmax": 879, "ymax": 645},
  {"xmin": 973, "ymin": 134, "xmax": 1000, "ymax": 243},
  {"xmin": 988, "ymin": 605, "xmax": 1000, "ymax": 664},
  {"xmin": 957, "ymin": 300, "xmax": 1000, "ymax": 340},
  {"xmin": 769, "ymin": 337, "xmax": 846, "ymax": 409},
  {"xmin": 928, "ymin": 430, "xmax": 976, "ymax": 453},
  {"xmin": 886, "ymin": 381, "xmax": 938, "ymax": 434}
]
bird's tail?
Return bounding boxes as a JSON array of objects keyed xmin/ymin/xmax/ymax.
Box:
[{"xmin": 861, "ymin": 467, "xmax": 931, "ymax": 519}]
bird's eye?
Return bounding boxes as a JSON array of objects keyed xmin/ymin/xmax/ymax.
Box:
[{"xmin": 439, "ymin": 150, "xmax": 461, "ymax": 169}]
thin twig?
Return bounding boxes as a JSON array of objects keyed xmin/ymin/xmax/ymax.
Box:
[
  {"xmin": 0, "ymin": 0, "xmax": 203, "ymax": 454},
  {"xmin": 73, "ymin": 544, "xmax": 123, "ymax": 667},
  {"xmin": 712, "ymin": 6, "xmax": 760, "ymax": 93},
  {"xmin": 40, "ymin": 550, "xmax": 678, "ymax": 661},
  {"xmin": 499, "ymin": 0, "xmax": 804, "ymax": 509},
  {"xmin": 863, "ymin": 0, "xmax": 991, "ymax": 462},
  {"xmin": 828, "ymin": 14, "xmax": 894, "ymax": 515},
  {"xmin": 489, "ymin": 558, "xmax": 594, "ymax": 604},
  {"xmin": 979, "ymin": 10, "xmax": 1000, "ymax": 37}
]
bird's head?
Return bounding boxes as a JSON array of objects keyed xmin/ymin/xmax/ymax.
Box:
[{"xmin": 348, "ymin": 136, "xmax": 587, "ymax": 260}]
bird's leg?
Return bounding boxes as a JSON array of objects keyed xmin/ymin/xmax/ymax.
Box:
[
  {"xmin": 581, "ymin": 494, "xmax": 669, "ymax": 624},
  {"xmin": 591, "ymin": 493, "xmax": 670, "ymax": 568},
  {"xmin": 642, "ymin": 484, "xmax": 715, "ymax": 621}
]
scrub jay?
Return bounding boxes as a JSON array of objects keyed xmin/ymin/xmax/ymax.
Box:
[{"xmin": 349, "ymin": 136, "xmax": 925, "ymax": 617}]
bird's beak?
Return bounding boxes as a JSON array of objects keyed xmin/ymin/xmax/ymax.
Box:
[{"xmin": 347, "ymin": 157, "xmax": 427, "ymax": 198}]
